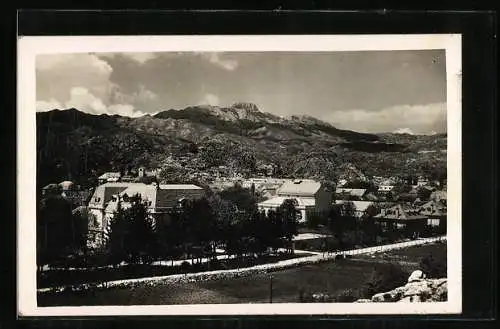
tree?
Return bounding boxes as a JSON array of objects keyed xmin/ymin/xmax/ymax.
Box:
[
  {"xmin": 106, "ymin": 200, "xmax": 128, "ymax": 265},
  {"xmin": 188, "ymin": 198, "xmax": 217, "ymax": 261},
  {"xmin": 123, "ymin": 195, "xmax": 157, "ymax": 264},
  {"xmin": 70, "ymin": 206, "xmax": 93, "ymax": 254},
  {"xmin": 278, "ymin": 199, "xmax": 300, "ymax": 253},
  {"xmin": 360, "ymin": 205, "xmax": 380, "ymax": 245},
  {"xmin": 106, "ymin": 194, "xmax": 156, "ymax": 265},
  {"xmin": 219, "ymin": 184, "xmax": 260, "ymax": 214},
  {"xmin": 37, "ymin": 195, "xmax": 76, "ymax": 267}
]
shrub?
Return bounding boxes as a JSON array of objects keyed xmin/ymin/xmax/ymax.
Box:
[
  {"xmin": 362, "ymin": 263, "xmax": 409, "ymax": 299},
  {"xmin": 419, "ymin": 253, "xmax": 447, "ymax": 278}
]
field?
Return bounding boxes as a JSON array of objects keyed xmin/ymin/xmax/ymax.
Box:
[{"xmin": 38, "ymin": 242, "xmax": 446, "ymax": 306}]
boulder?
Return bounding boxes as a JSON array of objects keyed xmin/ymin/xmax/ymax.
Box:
[{"xmin": 408, "ymin": 270, "xmax": 426, "ymax": 283}]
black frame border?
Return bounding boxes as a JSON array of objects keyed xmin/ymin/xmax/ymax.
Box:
[{"xmin": 9, "ymin": 9, "xmax": 497, "ymax": 328}]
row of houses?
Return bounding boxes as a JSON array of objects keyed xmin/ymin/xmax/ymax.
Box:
[
  {"xmin": 335, "ymin": 186, "xmax": 447, "ymax": 203},
  {"xmin": 256, "ymin": 179, "xmax": 447, "ymax": 237},
  {"xmin": 97, "ymin": 167, "xmax": 160, "ymax": 184}
]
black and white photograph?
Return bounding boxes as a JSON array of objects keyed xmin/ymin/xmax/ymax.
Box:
[{"xmin": 17, "ymin": 35, "xmax": 462, "ymax": 316}]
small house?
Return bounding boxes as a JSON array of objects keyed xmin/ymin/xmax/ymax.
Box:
[
  {"xmin": 97, "ymin": 172, "xmax": 121, "ymax": 185},
  {"xmin": 374, "ymin": 204, "xmax": 428, "ymax": 237},
  {"xmin": 418, "ymin": 200, "xmax": 447, "ymax": 227}
]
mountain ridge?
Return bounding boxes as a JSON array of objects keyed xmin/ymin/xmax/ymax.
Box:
[{"xmin": 36, "ymin": 105, "xmax": 447, "ymax": 187}]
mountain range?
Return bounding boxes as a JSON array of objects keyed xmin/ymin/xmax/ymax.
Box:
[{"xmin": 36, "ymin": 103, "xmax": 447, "ymax": 188}]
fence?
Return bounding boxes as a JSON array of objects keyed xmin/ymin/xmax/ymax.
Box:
[{"xmin": 339, "ymin": 235, "xmax": 446, "ymax": 257}]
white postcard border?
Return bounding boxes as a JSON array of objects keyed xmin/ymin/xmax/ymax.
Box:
[{"xmin": 17, "ymin": 34, "xmax": 462, "ymax": 316}]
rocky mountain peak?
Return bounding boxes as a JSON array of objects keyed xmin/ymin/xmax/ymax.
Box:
[{"xmin": 232, "ymin": 102, "xmax": 260, "ymax": 112}]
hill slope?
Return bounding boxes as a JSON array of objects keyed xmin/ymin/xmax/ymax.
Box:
[{"xmin": 36, "ymin": 104, "xmax": 446, "ymax": 187}]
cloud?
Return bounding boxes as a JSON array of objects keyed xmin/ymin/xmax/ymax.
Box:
[
  {"xmin": 131, "ymin": 84, "xmax": 158, "ymax": 103},
  {"xmin": 50, "ymin": 86, "xmax": 146, "ymax": 117},
  {"xmin": 197, "ymin": 93, "xmax": 220, "ymax": 106},
  {"xmin": 393, "ymin": 128, "xmax": 415, "ymax": 135},
  {"xmin": 37, "ymin": 53, "xmax": 114, "ymax": 103},
  {"xmin": 111, "ymin": 84, "xmax": 158, "ymax": 105},
  {"xmin": 36, "ymin": 99, "xmax": 63, "ymax": 112},
  {"xmin": 98, "ymin": 52, "xmax": 158, "ymax": 64},
  {"xmin": 201, "ymin": 53, "xmax": 239, "ymax": 71},
  {"xmin": 65, "ymin": 87, "xmax": 107, "ymax": 115},
  {"xmin": 108, "ymin": 104, "xmax": 145, "ymax": 117},
  {"xmin": 36, "ymin": 53, "xmax": 157, "ymax": 117},
  {"xmin": 327, "ymin": 102, "xmax": 446, "ymax": 135},
  {"xmin": 37, "ymin": 53, "xmax": 113, "ymax": 74}
]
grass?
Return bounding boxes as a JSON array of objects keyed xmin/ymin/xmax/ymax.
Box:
[
  {"xmin": 37, "ymin": 242, "xmax": 447, "ymax": 306},
  {"xmin": 355, "ymin": 241, "xmax": 447, "ymax": 263}
]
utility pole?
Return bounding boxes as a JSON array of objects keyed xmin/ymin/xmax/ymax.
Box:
[{"xmin": 269, "ymin": 275, "xmax": 273, "ymax": 303}]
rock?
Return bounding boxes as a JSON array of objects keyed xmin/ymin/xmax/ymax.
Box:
[
  {"xmin": 355, "ymin": 299, "xmax": 372, "ymax": 303},
  {"xmin": 403, "ymin": 281, "xmax": 433, "ymax": 300},
  {"xmin": 408, "ymin": 270, "xmax": 426, "ymax": 283},
  {"xmin": 361, "ymin": 278, "xmax": 447, "ymax": 303},
  {"xmin": 371, "ymin": 286, "xmax": 406, "ymax": 302}
]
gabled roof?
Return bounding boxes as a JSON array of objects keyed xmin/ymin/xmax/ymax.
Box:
[
  {"xmin": 277, "ymin": 179, "xmax": 321, "ymax": 196},
  {"xmin": 42, "ymin": 183, "xmax": 60, "ymax": 190},
  {"xmin": 419, "ymin": 200, "xmax": 447, "ymax": 217},
  {"xmin": 159, "ymin": 184, "xmax": 203, "ymax": 190},
  {"xmin": 98, "ymin": 172, "xmax": 121, "ymax": 180},
  {"xmin": 335, "ymin": 188, "xmax": 367, "ymax": 197},
  {"xmin": 336, "ymin": 200, "xmax": 373, "ymax": 212},
  {"xmin": 59, "ymin": 181, "xmax": 74, "ymax": 190},
  {"xmin": 93, "ymin": 182, "xmax": 205, "ymax": 212},
  {"xmin": 258, "ymin": 196, "xmax": 316, "ymax": 209},
  {"xmin": 375, "ymin": 204, "xmax": 428, "ymax": 221}
]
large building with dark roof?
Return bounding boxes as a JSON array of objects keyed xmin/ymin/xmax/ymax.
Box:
[{"xmin": 87, "ymin": 182, "xmax": 205, "ymax": 248}]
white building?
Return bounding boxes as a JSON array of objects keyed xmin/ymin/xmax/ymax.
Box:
[
  {"xmin": 257, "ymin": 179, "xmax": 333, "ymax": 223},
  {"xmin": 378, "ymin": 179, "xmax": 395, "ymax": 192}
]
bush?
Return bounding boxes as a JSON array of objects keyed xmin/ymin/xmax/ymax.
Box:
[
  {"xmin": 180, "ymin": 261, "xmax": 192, "ymax": 273},
  {"xmin": 420, "ymin": 253, "xmax": 447, "ymax": 278},
  {"xmin": 333, "ymin": 288, "xmax": 363, "ymax": 302},
  {"xmin": 362, "ymin": 264, "xmax": 409, "ymax": 299}
]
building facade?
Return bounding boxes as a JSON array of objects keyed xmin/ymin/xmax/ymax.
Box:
[{"xmin": 257, "ymin": 179, "xmax": 333, "ymax": 223}]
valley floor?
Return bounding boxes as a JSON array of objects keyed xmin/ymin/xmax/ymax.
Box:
[{"xmin": 37, "ymin": 242, "xmax": 446, "ymax": 306}]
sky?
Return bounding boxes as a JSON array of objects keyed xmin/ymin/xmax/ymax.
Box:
[{"xmin": 36, "ymin": 50, "xmax": 447, "ymax": 135}]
